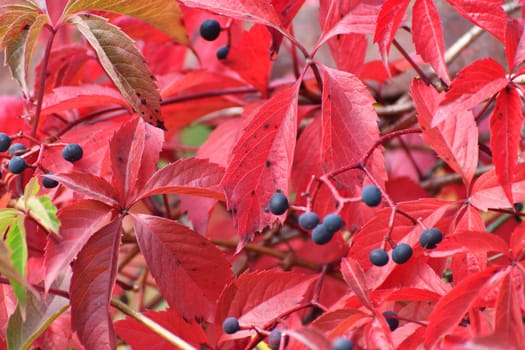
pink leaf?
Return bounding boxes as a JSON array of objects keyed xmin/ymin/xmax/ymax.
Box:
[
  {"xmin": 446, "ymin": 0, "xmax": 508, "ymax": 43},
  {"xmin": 221, "ymin": 82, "xmax": 300, "ymax": 239},
  {"xmin": 373, "ymin": 0, "xmax": 411, "ymax": 64},
  {"xmin": 493, "ymin": 273, "xmax": 525, "ymax": 347},
  {"xmin": 424, "ymin": 266, "xmax": 501, "ymax": 348},
  {"xmin": 340, "ymin": 257, "xmax": 372, "ymax": 310},
  {"xmin": 179, "ymin": 0, "xmax": 281, "ymax": 28},
  {"xmin": 216, "ymin": 271, "xmax": 316, "ymax": 328},
  {"xmin": 41, "ymin": 85, "xmax": 128, "ymax": 116},
  {"xmin": 286, "ymin": 328, "xmax": 332, "ymax": 349},
  {"xmin": 133, "ymin": 214, "xmax": 232, "ymax": 320},
  {"xmin": 71, "ymin": 219, "xmax": 122, "ymax": 350},
  {"xmin": 115, "ymin": 309, "xmax": 208, "ymax": 349},
  {"xmin": 489, "ymin": 86, "xmax": 522, "ymax": 205},
  {"xmin": 47, "ymin": 172, "xmax": 119, "ymax": 207},
  {"xmin": 411, "ymin": 79, "xmax": 478, "ymax": 187},
  {"xmin": 44, "ymin": 200, "xmax": 113, "ymax": 292},
  {"xmin": 320, "ymin": 66, "xmax": 386, "ymax": 189},
  {"xmin": 412, "ymin": 0, "xmax": 450, "ymax": 84},
  {"xmin": 137, "ymin": 158, "xmax": 225, "ymax": 201},
  {"xmin": 432, "ymin": 58, "xmax": 508, "ymax": 126},
  {"xmin": 428, "ymin": 231, "xmax": 510, "ymax": 258},
  {"xmin": 109, "ymin": 117, "xmax": 164, "ymax": 206}
]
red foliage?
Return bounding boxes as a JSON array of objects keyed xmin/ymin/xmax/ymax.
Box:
[{"xmin": 0, "ymin": 0, "xmax": 525, "ymax": 349}]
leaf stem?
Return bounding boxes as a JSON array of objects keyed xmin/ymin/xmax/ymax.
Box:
[
  {"xmin": 32, "ymin": 25, "xmax": 57, "ymax": 137},
  {"xmin": 392, "ymin": 39, "xmax": 434, "ymax": 88},
  {"xmin": 110, "ymin": 298, "xmax": 197, "ymax": 350}
]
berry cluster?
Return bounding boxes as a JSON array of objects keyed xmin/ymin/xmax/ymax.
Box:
[
  {"xmin": 199, "ymin": 19, "xmax": 230, "ymax": 60},
  {"xmin": 369, "ymin": 227, "xmax": 443, "ymax": 266}
]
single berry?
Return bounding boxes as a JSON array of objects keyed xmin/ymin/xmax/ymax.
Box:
[
  {"xmin": 268, "ymin": 329, "xmax": 285, "ymax": 350},
  {"xmin": 312, "ymin": 224, "xmax": 333, "ymax": 245},
  {"xmin": 382, "ymin": 311, "xmax": 399, "ymax": 331},
  {"xmin": 323, "ymin": 213, "xmax": 343, "ymax": 233},
  {"xmin": 269, "ymin": 192, "xmax": 289, "ymax": 215},
  {"xmin": 62, "ymin": 143, "xmax": 83, "ymax": 162},
  {"xmin": 222, "ymin": 316, "xmax": 240, "ymax": 334},
  {"xmin": 392, "ymin": 243, "xmax": 412, "ymax": 264},
  {"xmin": 369, "ymin": 248, "xmax": 389, "ymax": 266},
  {"xmin": 361, "ymin": 184, "xmax": 382, "ymax": 207},
  {"xmin": 9, "ymin": 156, "xmax": 27, "ymax": 174},
  {"xmin": 298, "ymin": 212, "xmax": 320, "ymax": 230},
  {"xmin": 8, "ymin": 143, "xmax": 26, "ymax": 156},
  {"xmin": 216, "ymin": 45, "xmax": 230, "ymax": 59},
  {"xmin": 42, "ymin": 175, "xmax": 59, "ymax": 189},
  {"xmin": 419, "ymin": 228, "xmax": 443, "ymax": 249},
  {"xmin": 332, "ymin": 337, "xmax": 353, "ymax": 350},
  {"xmin": 200, "ymin": 19, "xmax": 221, "ymax": 41},
  {"xmin": 0, "ymin": 133, "xmax": 11, "ymax": 152}
]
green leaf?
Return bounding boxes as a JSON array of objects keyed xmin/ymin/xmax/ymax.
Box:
[
  {"xmin": 26, "ymin": 195, "xmax": 60, "ymax": 234},
  {"xmin": 6, "ymin": 216, "xmax": 28, "ymax": 306},
  {"xmin": 0, "ymin": 11, "xmax": 37, "ymax": 95},
  {"xmin": 62, "ymin": 0, "xmax": 188, "ymax": 44},
  {"xmin": 6, "ymin": 270, "xmax": 70, "ymax": 350},
  {"xmin": 68, "ymin": 14, "xmax": 164, "ymax": 128}
]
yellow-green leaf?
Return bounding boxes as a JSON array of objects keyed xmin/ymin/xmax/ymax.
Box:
[
  {"xmin": 1, "ymin": 11, "xmax": 37, "ymax": 95},
  {"xmin": 26, "ymin": 195, "xmax": 60, "ymax": 234},
  {"xmin": 6, "ymin": 216, "xmax": 28, "ymax": 306},
  {"xmin": 6, "ymin": 270, "xmax": 70, "ymax": 350},
  {"xmin": 69, "ymin": 13, "xmax": 163, "ymax": 128},
  {"xmin": 62, "ymin": 0, "xmax": 188, "ymax": 45}
]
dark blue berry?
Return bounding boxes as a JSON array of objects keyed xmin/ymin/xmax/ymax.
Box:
[
  {"xmin": 9, "ymin": 156, "xmax": 27, "ymax": 174},
  {"xmin": 298, "ymin": 212, "xmax": 320, "ymax": 230},
  {"xmin": 62, "ymin": 143, "xmax": 83, "ymax": 162},
  {"xmin": 392, "ymin": 243, "xmax": 412, "ymax": 264},
  {"xmin": 269, "ymin": 192, "xmax": 289, "ymax": 215},
  {"xmin": 0, "ymin": 133, "xmax": 11, "ymax": 152},
  {"xmin": 419, "ymin": 228, "xmax": 443, "ymax": 249},
  {"xmin": 382, "ymin": 311, "xmax": 399, "ymax": 331},
  {"xmin": 332, "ymin": 337, "xmax": 353, "ymax": 350},
  {"xmin": 323, "ymin": 213, "xmax": 343, "ymax": 233},
  {"xmin": 216, "ymin": 45, "xmax": 229, "ymax": 59},
  {"xmin": 42, "ymin": 175, "xmax": 59, "ymax": 189},
  {"xmin": 268, "ymin": 329, "xmax": 285, "ymax": 350},
  {"xmin": 361, "ymin": 184, "xmax": 382, "ymax": 207},
  {"xmin": 8, "ymin": 143, "xmax": 26, "ymax": 156},
  {"xmin": 312, "ymin": 224, "xmax": 333, "ymax": 245},
  {"xmin": 369, "ymin": 248, "xmax": 389, "ymax": 266},
  {"xmin": 200, "ymin": 19, "xmax": 221, "ymax": 41},
  {"xmin": 222, "ymin": 317, "xmax": 240, "ymax": 334}
]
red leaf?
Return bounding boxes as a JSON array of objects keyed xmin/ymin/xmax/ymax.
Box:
[
  {"xmin": 223, "ymin": 24, "xmax": 271, "ymax": 94},
  {"xmin": 428, "ymin": 231, "xmax": 510, "ymax": 258},
  {"xmin": 455, "ymin": 204, "xmax": 486, "ymax": 231},
  {"xmin": 221, "ymin": 82, "xmax": 300, "ymax": 239},
  {"xmin": 493, "ymin": 273, "xmax": 525, "ymax": 347},
  {"xmin": 40, "ymin": 85, "xmax": 127, "ymax": 116},
  {"xmin": 489, "ymin": 86, "xmax": 522, "ymax": 205},
  {"xmin": 433, "ymin": 58, "xmax": 508, "ymax": 126},
  {"xmin": 510, "ymin": 222, "xmax": 525, "ymax": 259},
  {"xmin": 44, "ymin": 200, "xmax": 113, "ymax": 291},
  {"xmin": 315, "ymin": 3, "xmax": 378, "ymax": 52},
  {"xmin": 320, "ymin": 66, "xmax": 385, "ymax": 189},
  {"xmin": 470, "ymin": 163, "xmax": 525, "ymax": 210},
  {"xmin": 179, "ymin": 0, "xmax": 281, "ymax": 28},
  {"xmin": 48, "ymin": 172, "xmax": 119, "ymax": 206},
  {"xmin": 411, "ymin": 79, "xmax": 478, "ymax": 187},
  {"xmin": 446, "ymin": 0, "xmax": 508, "ymax": 43},
  {"xmin": 216, "ymin": 271, "xmax": 316, "ymax": 328},
  {"xmin": 424, "ymin": 266, "xmax": 501, "ymax": 348},
  {"xmin": 272, "ymin": 0, "xmax": 304, "ymax": 27},
  {"xmin": 133, "ymin": 214, "xmax": 232, "ymax": 320},
  {"xmin": 115, "ymin": 309, "xmax": 209, "ymax": 349},
  {"xmin": 71, "ymin": 219, "xmax": 122, "ymax": 350},
  {"xmin": 286, "ymin": 328, "xmax": 332, "ymax": 349},
  {"xmin": 412, "ymin": 0, "xmax": 450, "ymax": 84},
  {"xmin": 340, "ymin": 257, "xmax": 372, "ymax": 310},
  {"xmin": 137, "ymin": 158, "xmax": 225, "ymax": 201},
  {"xmin": 196, "ymin": 119, "xmax": 242, "ymax": 166},
  {"xmin": 504, "ymin": 18, "xmax": 525, "ymax": 72},
  {"xmin": 373, "ymin": 0, "xmax": 411, "ymax": 64},
  {"xmin": 109, "ymin": 117, "xmax": 164, "ymax": 206},
  {"xmin": 312, "ymin": 309, "xmax": 370, "ymax": 337}
]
